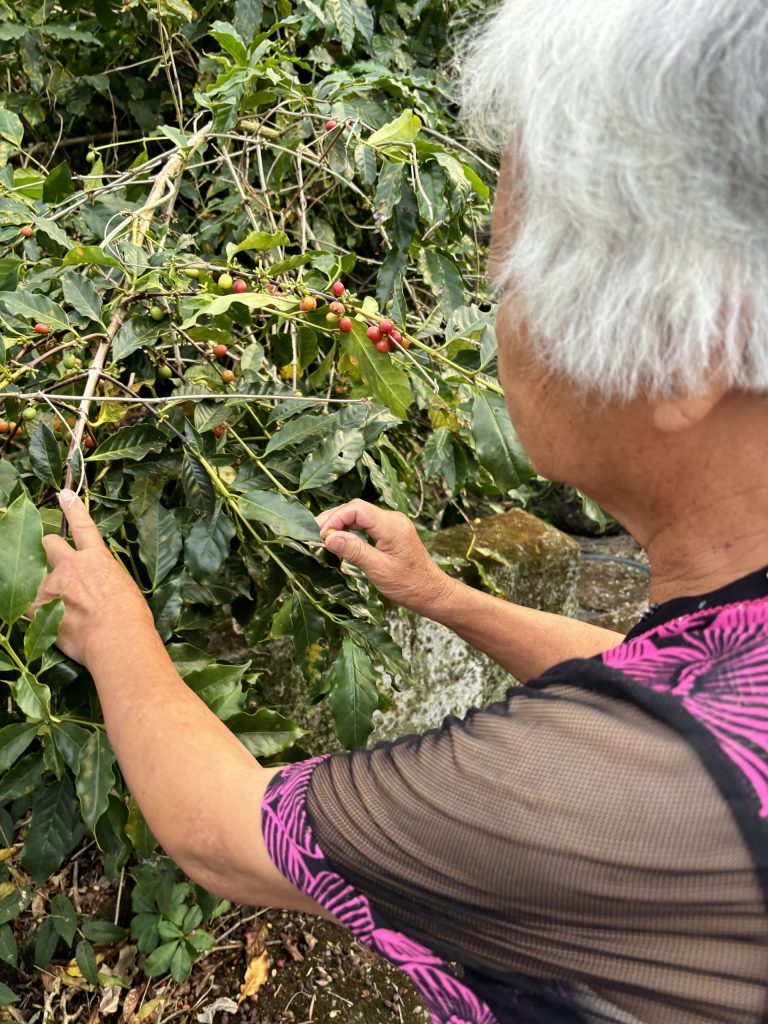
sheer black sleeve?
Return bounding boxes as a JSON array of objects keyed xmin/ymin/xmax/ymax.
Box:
[{"xmin": 300, "ymin": 673, "xmax": 767, "ymax": 1023}]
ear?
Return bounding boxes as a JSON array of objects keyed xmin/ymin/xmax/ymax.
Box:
[{"xmin": 651, "ymin": 375, "xmax": 730, "ymax": 434}]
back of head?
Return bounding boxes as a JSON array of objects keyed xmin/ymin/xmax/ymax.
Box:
[{"xmin": 461, "ymin": 0, "xmax": 768, "ymax": 401}]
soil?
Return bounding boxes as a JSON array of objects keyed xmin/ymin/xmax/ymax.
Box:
[{"xmin": 5, "ymin": 532, "xmax": 649, "ymax": 1024}]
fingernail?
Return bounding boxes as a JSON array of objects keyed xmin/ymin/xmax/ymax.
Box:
[
  {"xmin": 59, "ymin": 488, "xmax": 76, "ymax": 508},
  {"xmin": 326, "ymin": 532, "xmax": 346, "ymax": 554}
]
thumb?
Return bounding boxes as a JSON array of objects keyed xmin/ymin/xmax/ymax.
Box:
[{"xmin": 324, "ymin": 529, "xmax": 384, "ymax": 575}]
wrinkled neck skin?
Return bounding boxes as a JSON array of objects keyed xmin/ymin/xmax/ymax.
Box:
[{"xmin": 579, "ymin": 392, "xmax": 768, "ymax": 607}]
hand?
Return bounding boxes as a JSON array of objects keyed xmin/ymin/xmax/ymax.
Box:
[
  {"xmin": 316, "ymin": 499, "xmax": 457, "ymax": 618},
  {"xmin": 29, "ymin": 489, "xmax": 156, "ymax": 666}
]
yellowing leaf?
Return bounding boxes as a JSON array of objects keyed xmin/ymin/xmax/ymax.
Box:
[
  {"xmin": 238, "ymin": 951, "xmax": 269, "ymax": 1004},
  {"xmin": 133, "ymin": 997, "xmax": 165, "ymax": 1022}
]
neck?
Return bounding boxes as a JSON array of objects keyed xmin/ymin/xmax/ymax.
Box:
[{"xmin": 636, "ymin": 484, "xmax": 768, "ymax": 605}]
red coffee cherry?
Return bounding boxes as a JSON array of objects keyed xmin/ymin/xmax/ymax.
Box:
[
  {"xmin": 34, "ymin": 323, "xmax": 50, "ymax": 335},
  {"xmin": 325, "ymin": 120, "xmax": 337, "ymax": 131},
  {"xmin": 331, "ymin": 281, "xmax": 345, "ymax": 298},
  {"xmin": 213, "ymin": 343, "xmax": 229, "ymax": 358},
  {"xmin": 338, "ymin": 317, "xmax": 353, "ymax": 333},
  {"xmin": 375, "ymin": 339, "xmax": 391, "ymax": 353},
  {"xmin": 232, "ymin": 279, "xmax": 248, "ymax": 293},
  {"xmin": 379, "ymin": 319, "xmax": 394, "ymax": 335},
  {"xmin": 366, "ymin": 325, "xmax": 382, "ymax": 343},
  {"xmin": 20, "ymin": 225, "xmax": 33, "ymax": 238},
  {"xmin": 328, "ymin": 301, "xmax": 345, "ymax": 316}
]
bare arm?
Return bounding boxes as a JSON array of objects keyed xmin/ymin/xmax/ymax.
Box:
[
  {"xmin": 31, "ymin": 490, "xmax": 329, "ymax": 915},
  {"xmin": 317, "ymin": 499, "xmax": 624, "ymax": 682}
]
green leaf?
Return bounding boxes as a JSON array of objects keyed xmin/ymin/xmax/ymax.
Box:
[
  {"xmin": 145, "ymin": 940, "xmax": 179, "ymax": 976},
  {"xmin": 184, "ymin": 510, "xmax": 235, "ymax": 581},
  {"xmin": 420, "ymin": 250, "xmax": 464, "ymax": 322},
  {"xmin": 75, "ymin": 939, "xmax": 100, "ymax": 985},
  {"xmin": 50, "ymin": 893, "xmax": 78, "ymax": 945},
  {"xmin": 342, "ymin": 619, "xmax": 408, "ymax": 680},
  {"xmin": 233, "ymin": 229, "xmax": 289, "ymax": 254},
  {"xmin": 0, "ymin": 109, "xmax": 23, "ymax": 167},
  {"xmin": 264, "ymin": 413, "xmax": 329, "ymax": 456},
  {"xmin": 170, "ymin": 939, "xmax": 193, "ymax": 982},
  {"xmin": 0, "ymin": 925, "xmax": 17, "ymax": 967},
  {"xmin": 0, "ymin": 887, "xmax": 32, "ymax": 927},
  {"xmin": 327, "ymin": 0, "xmax": 355, "ymax": 51},
  {"xmin": 238, "ymin": 490, "xmax": 320, "ymax": 542},
  {"xmin": 111, "ymin": 317, "xmax": 158, "ymax": 360},
  {"xmin": 0, "ymin": 752, "xmax": 44, "ymax": 804},
  {"xmin": 62, "ymin": 270, "xmax": 103, "ymax": 323},
  {"xmin": 209, "ymin": 21, "xmax": 248, "ymax": 63},
  {"xmin": 29, "ymin": 422, "xmax": 63, "ymax": 485},
  {"xmin": 179, "ymin": 289, "xmax": 294, "ymax": 329},
  {"xmin": 290, "ymin": 593, "xmax": 326, "ymax": 684},
  {"xmin": 0, "ymin": 723, "xmax": 38, "ymax": 773},
  {"xmin": 50, "ymin": 721, "xmax": 89, "ymax": 774},
  {"xmin": 34, "ymin": 916, "xmax": 60, "ymax": 968},
  {"xmin": 0, "ymin": 982, "xmax": 18, "ymax": 1006},
  {"xmin": 42, "ymin": 161, "xmax": 75, "ymax": 203},
  {"xmin": 471, "ymin": 392, "xmax": 533, "ymax": 492},
  {"xmin": 13, "ymin": 672, "xmax": 51, "ymax": 722},
  {"xmin": 342, "ymin": 321, "xmax": 412, "ymax": 419},
  {"xmin": 182, "ymin": 453, "xmax": 217, "ymax": 519},
  {"xmin": 62, "ymin": 245, "xmax": 122, "ymax": 271},
  {"xmin": 228, "ymin": 709, "xmax": 307, "ymax": 758},
  {"xmin": 137, "ymin": 504, "xmax": 183, "ymax": 587},
  {"xmin": 82, "ymin": 919, "xmax": 126, "ymax": 945},
  {"xmin": 368, "ymin": 109, "xmax": 422, "ymax": 149},
  {"xmin": 0, "ymin": 290, "xmax": 68, "ymax": 329},
  {"xmin": 184, "ymin": 664, "xmax": 248, "ymax": 720},
  {"xmin": 88, "ymin": 424, "xmax": 167, "ymax": 462},
  {"xmin": 76, "ymin": 730, "xmax": 116, "ymax": 831},
  {"xmin": 328, "ymin": 637, "xmax": 380, "ymax": 749},
  {"xmin": 22, "ymin": 776, "xmax": 83, "ymax": 883},
  {"xmin": 298, "ymin": 426, "xmax": 365, "ymax": 491},
  {"xmin": 24, "ymin": 598, "xmax": 64, "ymax": 663}
]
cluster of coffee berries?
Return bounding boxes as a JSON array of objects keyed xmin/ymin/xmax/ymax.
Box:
[{"xmin": 366, "ymin": 319, "xmax": 408, "ymax": 353}]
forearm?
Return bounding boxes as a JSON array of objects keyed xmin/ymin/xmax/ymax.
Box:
[
  {"xmin": 84, "ymin": 620, "xmax": 267, "ymax": 893},
  {"xmin": 428, "ymin": 578, "xmax": 624, "ymax": 681}
]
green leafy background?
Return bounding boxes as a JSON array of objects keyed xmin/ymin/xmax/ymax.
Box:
[{"xmin": 0, "ymin": 0, "xmax": 547, "ymax": 1002}]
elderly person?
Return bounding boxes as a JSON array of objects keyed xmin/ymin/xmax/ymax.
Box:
[{"xmin": 31, "ymin": 0, "xmax": 768, "ymax": 1021}]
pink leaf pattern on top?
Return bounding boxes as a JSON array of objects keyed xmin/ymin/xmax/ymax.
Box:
[{"xmin": 603, "ymin": 600, "xmax": 768, "ymax": 814}]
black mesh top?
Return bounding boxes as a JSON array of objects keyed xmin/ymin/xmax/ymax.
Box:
[{"xmin": 262, "ymin": 568, "xmax": 768, "ymax": 1024}]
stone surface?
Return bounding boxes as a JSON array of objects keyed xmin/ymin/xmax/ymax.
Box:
[{"xmin": 255, "ymin": 509, "xmax": 582, "ymax": 751}]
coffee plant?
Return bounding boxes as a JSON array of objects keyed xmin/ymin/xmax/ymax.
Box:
[{"xmin": 0, "ymin": 0, "xmax": 536, "ymax": 1007}]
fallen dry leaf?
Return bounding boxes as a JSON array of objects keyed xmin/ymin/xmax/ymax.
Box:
[
  {"xmin": 281, "ymin": 931, "xmax": 304, "ymax": 963},
  {"xmin": 244, "ymin": 922, "xmax": 268, "ymax": 959},
  {"xmin": 195, "ymin": 996, "xmax": 239, "ymax": 1022},
  {"xmin": 238, "ymin": 951, "xmax": 269, "ymax": 1004},
  {"xmin": 120, "ymin": 988, "xmax": 141, "ymax": 1023}
]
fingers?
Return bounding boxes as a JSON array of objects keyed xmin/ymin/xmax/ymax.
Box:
[
  {"xmin": 317, "ymin": 499, "xmax": 403, "ymax": 543},
  {"xmin": 44, "ymin": 533, "xmax": 75, "ymax": 567},
  {"xmin": 59, "ymin": 489, "xmax": 105, "ymax": 552},
  {"xmin": 324, "ymin": 529, "xmax": 385, "ymax": 575}
]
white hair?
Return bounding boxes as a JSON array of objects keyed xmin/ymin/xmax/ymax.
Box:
[{"xmin": 460, "ymin": 0, "xmax": 768, "ymax": 400}]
